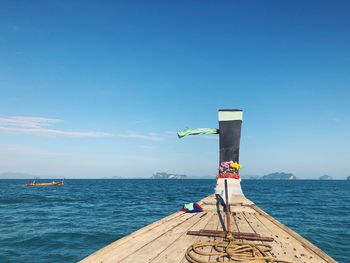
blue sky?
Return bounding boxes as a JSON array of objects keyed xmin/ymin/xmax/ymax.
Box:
[{"xmin": 0, "ymin": 1, "xmax": 349, "ymax": 178}]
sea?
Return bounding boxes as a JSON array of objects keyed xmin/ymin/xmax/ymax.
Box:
[{"xmin": 0, "ymin": 179, "xmax": 349, "ymax": 263}]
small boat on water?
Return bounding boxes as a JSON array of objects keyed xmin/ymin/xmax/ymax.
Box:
[{"xmin": 26, "ymin": 179, "xmax": 64, "ymax": 187}]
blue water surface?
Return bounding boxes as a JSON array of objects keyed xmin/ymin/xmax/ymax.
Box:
[{"xmin": 0, "ymin": 179, "xmax": 349, "ymax": 263}]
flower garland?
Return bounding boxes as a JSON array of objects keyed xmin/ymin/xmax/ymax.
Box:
[{"xmin": 217, "ymin": 161, "xmax": 242, "ymax": 179}]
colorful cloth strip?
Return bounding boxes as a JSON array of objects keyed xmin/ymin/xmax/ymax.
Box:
[{"xmin": 177, "ymin": 128, "xmax": 219, "ymax": 138}]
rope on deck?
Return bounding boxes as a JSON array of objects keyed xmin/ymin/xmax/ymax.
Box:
[{"xmin": 185, "ymin": 241, "xmax": 294, "ymax": 263}]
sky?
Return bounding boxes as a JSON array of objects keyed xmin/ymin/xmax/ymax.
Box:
[{"xmin": 0, "ymin": 0, "xmax": 349, "ymax": 179}]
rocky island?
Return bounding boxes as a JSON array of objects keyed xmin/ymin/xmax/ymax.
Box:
[
  {"xmin": 151, "ymin": 172, "xmax": 187, "ymax": 179},
  {"xmin": 261, "ymin": 172, "xmax": 296, "ymax": 180},
  {"xmin": 319, "ymin": 175, "xmax": 333, "ymax": 180}
]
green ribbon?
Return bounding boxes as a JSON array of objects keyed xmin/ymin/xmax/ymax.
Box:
[{"xmin": 177, "ymin": 128, "xmax": 219, "ymax": 138}]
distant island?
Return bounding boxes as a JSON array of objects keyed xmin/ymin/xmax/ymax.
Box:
[
  {"xmin": 347, "ymin": 176, "xmax": 350, "ymax": 181},
  {"xmin": 247, "ymin": 176, "xmax": 261, "ymax": 180},
  {"xmin": 319, "ymin": 175, "xmax": 333, "ymax": 180},
  {"xmin": 261, "ymin": 172, "xmax": 296, "ymax": 180},
  {"xmin": 151, "ymin": 172, "xmax": 187, "ymax": 179}
]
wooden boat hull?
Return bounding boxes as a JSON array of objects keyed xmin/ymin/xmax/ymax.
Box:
[
  {"xmin": 79, "ymin": 194, "xmax": 337, "ymax": 263},
  {"xmin": 26, "ymin": 182, "xmax": 64, "ymax": 187}
]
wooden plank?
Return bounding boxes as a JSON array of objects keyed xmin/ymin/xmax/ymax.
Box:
[
  {"xmin": 240, "ymin": 210, "xmax": 264, "ymax": 246},
  {"xmin": 178, "ymin": 210, "xmax": 223, "ymax": 263},
  {"xmin": 207, "ymin": 210, "xmax": 226, "ymax": 262},
  {"xmin": 254, "ymin": 209, "xmax": 332, "ymax": 263},
  {"xmin": 234, "ymin": 211, "xmax": 255, "ymax": 234},
  {"xmin": 150, "ymin": 195, "xmax": 221, "ymax": 263},
  {"xmin": 252, "ymin": 205, "xmax": 337, "ymax": 263},
  {"xmin": 244, "ymin": 211, "xmax": 301, "ymax": 262},
  {"xmin": 181, "ymin": 204, "xmax": 244, "ymax": 262},
  {"xmin": 151, "ymin": 212, "xmax": 216, "ymax": 263},
  {"xmin": 230, "ymin": 194, "xmax": 254, "ymax": 206},
  {"xmin": 233, "ymin": 210, "xmax": 264, "ymax": 253},
  {"xmin": 79, "ymin": 211, "xmax": 186, "ymax": 262},
  {"xmin": 121, "ymin": 212, "xmax": 210, "ymax": 263},
  {"xmin": 178, "ymin": 208, "xmax": 228, "ymax": 263},
  {"xmin": 81, "ymin": 212, "xmax": 197, "ymax": 263}
]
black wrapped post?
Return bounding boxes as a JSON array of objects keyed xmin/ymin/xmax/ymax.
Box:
[{"xmin": 218, "ymin": 109, "xmax": 243, "ymax": 163}]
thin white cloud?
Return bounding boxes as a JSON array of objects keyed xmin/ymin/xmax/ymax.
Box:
[
  {"xmin": 115, "ymin": 131, "xmax": 165, "ymax": 141},
  {"xmin": 0, "ymin": 116, "xmax": 112, "ymax": 138},
  {"xmin": 0, "ymin": 116, "xmax": 177, "ymax": 140},
  {"xmin": 0, "ymin": 116, "xmax": 61, "ymax": 128}
]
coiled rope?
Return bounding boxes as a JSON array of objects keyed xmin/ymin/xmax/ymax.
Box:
[{"xmin": 185, "ymin": 241, "xmax": 294, "ymax": 263}]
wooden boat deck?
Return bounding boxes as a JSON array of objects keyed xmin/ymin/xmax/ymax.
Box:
[{"xmin": 80, "ymin": 195, "xmax": 337, "ymax": 263}]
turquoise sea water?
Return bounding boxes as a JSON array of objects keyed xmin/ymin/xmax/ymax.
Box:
[{"xmin": 0, "ymin": 179, "xmax": 349, "ymax": 263}]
